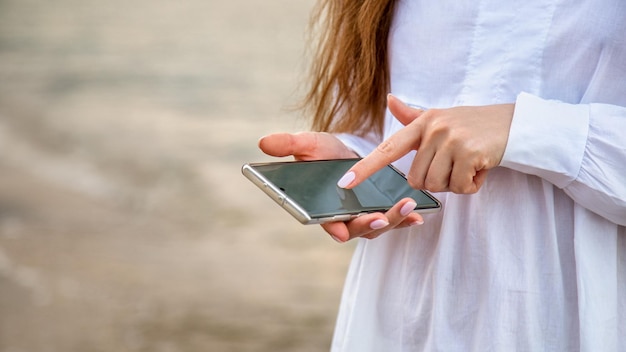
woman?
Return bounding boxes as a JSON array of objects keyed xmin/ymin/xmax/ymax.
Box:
[{"xmin": 259, "ymin": 0, "xmax": 626, "ymax": 350}]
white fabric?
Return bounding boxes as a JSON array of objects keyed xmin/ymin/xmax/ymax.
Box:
[{"xmin": 331, "ymin": 0, "xmax": 626, "ymax": 351}]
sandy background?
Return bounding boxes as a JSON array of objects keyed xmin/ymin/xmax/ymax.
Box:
[{"xmin": 0, "ymin": 0, "xmax": 356, "ymax": 351}]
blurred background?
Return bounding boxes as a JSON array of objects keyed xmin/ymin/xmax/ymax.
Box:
[{"xmin": 0, "ymin": 0, "xmax": 356, "ymax": 351}]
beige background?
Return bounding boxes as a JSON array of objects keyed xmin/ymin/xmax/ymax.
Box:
[{"xmin": 0, "ymin": 0, "xmax": 356, "ymax": 351}]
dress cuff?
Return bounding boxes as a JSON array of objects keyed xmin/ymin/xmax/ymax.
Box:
[{"xmin": 500, "ymin": 92, "xmax": 589, "ymax": 188}]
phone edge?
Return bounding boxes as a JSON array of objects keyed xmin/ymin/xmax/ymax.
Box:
[{"xmin": 241, "ymin": 163, "xmax": 314, "ymax": 224}]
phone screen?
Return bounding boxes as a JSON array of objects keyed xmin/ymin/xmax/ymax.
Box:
[{"xmin": 245, "ymin": 159, "xmax": 440, "ymax": 221}]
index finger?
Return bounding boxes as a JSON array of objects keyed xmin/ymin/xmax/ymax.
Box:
[{"xmin": 337, "ymin": 125, "xmax": 420, "ymax": 189}]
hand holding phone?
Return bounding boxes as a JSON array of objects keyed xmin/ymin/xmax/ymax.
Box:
[{"xmin": 256, "ymin": 132, "xmax": 436, "ymax": 241}]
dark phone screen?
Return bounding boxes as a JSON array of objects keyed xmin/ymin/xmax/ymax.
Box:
[{"xmin": 253, "ymin": 159, "xmax": 439, "ymax": 218}]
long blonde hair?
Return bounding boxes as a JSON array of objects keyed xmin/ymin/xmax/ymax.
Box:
[{"xmin": 303, "ymin": 0, "xmax": 396, "ymax": 136}]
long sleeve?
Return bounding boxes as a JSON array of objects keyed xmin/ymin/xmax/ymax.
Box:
[{"xmin": 501, "ymin": 92, "xmax": 626, "ymax": 226}]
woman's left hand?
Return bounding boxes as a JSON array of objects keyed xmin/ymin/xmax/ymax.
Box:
[{"xmin": 258, "ymin": 131, "xmax": 424, "ymax": 242}]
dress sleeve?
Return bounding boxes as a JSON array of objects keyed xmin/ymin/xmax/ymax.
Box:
[{"xmin": 500, "ymin": 92, "xmax": 626, "ymax": 226}]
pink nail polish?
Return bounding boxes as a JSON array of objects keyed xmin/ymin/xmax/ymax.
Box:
[
  {"xmin": 337, "ymin": 171, "xmax": 355, "ymax": 188},
  {"xmin": 370, "ymin": 219, "xmax": 389, "ymax": 230},
  {"xmin": 400, "ymin": 201, "xmax": 417, "ymax": 217}
]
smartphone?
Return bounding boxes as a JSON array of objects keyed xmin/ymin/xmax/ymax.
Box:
[{"xmin": 242, "ymin": 158, "xmax": 441, "ymax": 224}]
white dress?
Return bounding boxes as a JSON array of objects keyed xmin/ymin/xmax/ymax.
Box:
[{"xmin": 331, "ymin": 0, "xmax": 626, "ymax": 351}]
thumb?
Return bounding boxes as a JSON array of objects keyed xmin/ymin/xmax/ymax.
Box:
[
  {"xmin": 258, "ymin": 132, "xmax": 315, "ymax": 158},
  {"xmin": 387, "ymin": 94, "xmax": 425, "ymax": 126}
]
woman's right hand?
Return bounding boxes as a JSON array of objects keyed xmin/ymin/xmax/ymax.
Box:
[{"xmin": 258, "ymin": 132, "xmax": 424, "ymax": 243}]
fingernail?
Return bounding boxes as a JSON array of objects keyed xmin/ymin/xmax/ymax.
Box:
[
  {"xmin": 388, "ymin": 93, "xmax": 404, "ymax": 104},
  {"xmin": 410, "ymin": 219, "xmax": 425, "ymax": 226},
  {"xmin": 400, "ymin": 201, "xmax": 417, "ymax": 217},
  {"xmin": 370, "ymin": 219, "xmax": 389, "ymax": 230},
  {"xmin": 330, "ymin": 235, "xmax": 344, "ymax": 243},
  {"xmin": 337, "ymin": 171, "xmax": 355, "ymax": 188}
]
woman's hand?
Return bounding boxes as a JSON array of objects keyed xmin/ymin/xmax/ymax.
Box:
[
  {"xmin": 338, "ymin": 95, "xmax": 515, "ymax": 194},
  {"xmin": 258, "ymin": 132, "xmax": 424, "ymax": 243},
  {"xmin": 258, "ymin": 131, "xmax": 357, "ymax": 161}
]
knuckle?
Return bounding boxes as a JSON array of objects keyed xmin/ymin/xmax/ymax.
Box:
[
  {"xmin": 450, "ymin": 181, "xmax": 477, "ymax": 194},
  {"xmin": 376, "ymin": 139, "xmax": 396, "ymax": 156},
  {"xmin": 424, "ymin": 178, "xmax": 444, "ymax": 192},
  {"xmin": 423, "ymin": 110, "xmax": 447, "ymax": 129}
]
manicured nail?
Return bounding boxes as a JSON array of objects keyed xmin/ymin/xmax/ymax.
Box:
[
  {"xmin": 337, "ymin": 171, "xmax": 355, "ymax": 188},
  {"xmin": 410, "ymin": 219, "xmax": 425, "ymax": 226},
  {"xmin": 370, "ymin": 219, "xmax": 389, "ymax": 230},
  {"xmin": 400, "ymin": 201, "xmax": 417, "ymax": 217},
  {"xmin": 330, "ymin": 235, "xmax": 344, "ymax": 243}
]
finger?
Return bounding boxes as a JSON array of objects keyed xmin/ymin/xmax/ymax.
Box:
[
  {"xmin": 258, "ymin": 132, "xmax": 318, "ymax": 159},
  {"xmin": 448, "ymin": 161, "xmax": 489, "ymax": 194},
  {"xmin": 324, "ymin": 198, "xmax": 425, "ymax": 242},
  {"xmin": 352, "ymin": 198, "xmax": 421, "ymax": 239},
  {"xmin": 474, "ymin": 169, "xmax": 489, "ymax": 190},
  {"xmin": 448, "ymin": 158, "xmax": 476, "ymax": 193},
  {"xmin": 387, "ymin": 94, "xmax": 425, "ymax": 126},
  {"xmin": 335, "ymin": 96, "xmax": 425, "ymax": 189},
  {"xmin": 385, "ymin": 198, "xmax": 423, "ymax": 226},
  {"xmin": 399, "ymin": 213, "xmax": 425, "ymax": 227},
  {"xmin": 363, "ymin": 213, "xmax": 424, "ymax": 240},
  {"xmin": 344, "ymin": 214, "xmax": 390, "ymax": 240},
  {"xmin": 321, "ymin": 221, "xmax": 350, "ymax": 243},
  {"xmin": 422, "ymin": 150, "xmax": 453, "ymax": 192},
  {"xmin": 321, "ymin": 214, "xmax": 388, "ymax": 242},
  {"xmin": 337, "ymin": 125, "xmax": 421, "ymax": 189},
  {"xmin": 406, "ymin": 144, "xmax": 436, "ymax": 190}
]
